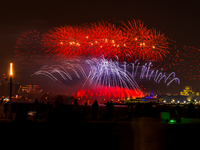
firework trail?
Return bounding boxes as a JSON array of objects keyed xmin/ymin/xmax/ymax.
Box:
[
  {"xmin": 32, "ymin": 55, "xmax": 181, "ymax": 99},
  {"xmin": 80, "ymin": 56, "xmax": 144, "ymax": 99},
  {"xmin": 32, "ymin": 56, "xmax": 144, "ymax": 99},
  {"xmin": 131, "ymin": 60, "xmax": 180, "ymax": 86},
  {"xmin": 31, "ymin": 59, "xmax": 87, "ymax": 81}
]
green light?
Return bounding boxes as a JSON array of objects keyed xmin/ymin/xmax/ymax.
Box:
[
  {"xmin": 161, "ymin": 112, "xmax": 170, "ymax": 120},
  {"xmin": 169, "ymin": 119, "xmax": 176, "ymax": 123}
]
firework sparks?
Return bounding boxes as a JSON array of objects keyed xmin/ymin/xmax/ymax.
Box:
[
  {"xmin": 15, "ymin": 30, "xmax": 45, "ymax": 66},
  {"xmin": 42, "ymin": 25, "xmax": 88, "ymax": 58},
  {"xmin": 31, "ymin": 59, "xmax": 87, "ymax": 81},
  {"xmin": 16, "ymin": 19, "xmax": 183, "ymax": 101},
  {"xmin": 154, "ymin": 43, "xmax": 200, "ymax": 81},
  {"xmin": 81, "ymin": 56, "xmax": 144, "ymax": 99},
  {"xmin": 83, "ymin": 21, "xmax": 127, "ymax": 60},
  {"xmin": 121, "ymin": 19, "xmax": 169, "ymax": 61},
  {"xmin": 31, "ymin": 56, "xmax": 181, "ymax": 100},
  {"xmin": 15, "ymin": 19, "xmax": 170, "ymax": 62},
  {"xmin": 175, "ymin": 46, "xmax": 200, "ymax": 81}
]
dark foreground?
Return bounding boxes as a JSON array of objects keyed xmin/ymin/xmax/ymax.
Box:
[
  {"xmin": 0, "ymin": 103, "xmax": 200, "ymax": 150},
  {"xmin": 0, "ymin": 118, "xmax": 200, "ymax": 150}
]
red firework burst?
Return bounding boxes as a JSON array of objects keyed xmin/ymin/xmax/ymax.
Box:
[
  {"xmin": 15, "ymin": 19, "xmax": 170, "ymax": 64},
  {"xmin": 177, "ymin": 46, "xmax": 200, "ymax": 81},
  {"xmin": 153, "ymin": 38, "xmax": 180, "ymax": 70},
  {"xmin": 83, "ymin": 21, "xmax": 127, "ymax": 60},
  {"xmin": 152, "ymin": 41, "xmax": 200, "ymax": 81},
  {"xmin": 15, "ymin": 30, "xmax": 45, "ymax": 66},
  {"xmin": 42, "ymin": 25, "xmax": 88, "ymax": 58},
  {"xmin": 121, "ymin": 19, "xmax": 170, "ymax": 61}
]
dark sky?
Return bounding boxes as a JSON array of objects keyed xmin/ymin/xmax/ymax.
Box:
[{"xmin": 0, "ymin": 0, "xmax": 200, "ymax": 95}]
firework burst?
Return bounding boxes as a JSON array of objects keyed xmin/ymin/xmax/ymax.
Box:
[
  {"xmin": 174, "ymin": 46, "xmax": 200, "ymax": 81},
  {"xmin": 15, "ymin": 19, "xmax": 178, "ymax": 101},
  {"xmin": 121, "ymin": 19, "xmax": 169, "ymax": 61},
  {"xmin": 80, "ymin": 56, "xmax": 144, "ymax": 99},
  {"xmin": 42, "ymin": 25, "xmax": 88, "ymax": 59},
  {"xmin": 83, "ymin": 21, "xmax": 127, "ymax": 60},
  {"xmin": 15, "ymin": 30, "xmax": 45, "ymax": 66},
  {"xmin": 15, "ymin": 19, "xmax": 170, "ymax": 63}
]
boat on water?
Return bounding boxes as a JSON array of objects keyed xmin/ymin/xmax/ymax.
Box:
[{"xmin": 121, "ymin": 91, "xmax": 163, "ymax": 104}]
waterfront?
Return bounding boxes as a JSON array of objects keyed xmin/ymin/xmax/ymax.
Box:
[
  {"xmin": 0, "ymin": 102, "xmax": 200, "ymax": 149},
  {"xmin": 0, "ymin": 115, "xmax": 199, "ymax": 150}
]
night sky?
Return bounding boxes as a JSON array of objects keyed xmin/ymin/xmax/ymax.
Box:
[{"xmin": 0, "ymin": 0, "xmax": 200, "ymax": 95}]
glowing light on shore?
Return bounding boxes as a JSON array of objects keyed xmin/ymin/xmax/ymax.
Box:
[{"xmin": 10, "ymin": 63, "xmax": 13, "ymax": 76}]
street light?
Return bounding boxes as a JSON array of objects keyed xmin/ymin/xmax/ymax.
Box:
[
  {"xmin": 9, "ymin": 63, "xmax": 13, "ymax": 119},
  {"xmin": 10, "ymin": 63, "xmax": 13, "ymax": 76}
]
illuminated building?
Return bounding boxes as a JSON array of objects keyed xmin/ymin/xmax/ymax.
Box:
[
  {"xmin": 19, "ymin": 85, "xmax": 41, "ymax": 94},
  {"xmin": 180, "ymin": 86, "xmax": 200, "ymax": 102},
  {"xmin": 151, "ymin": 86, "xmax": 200, "ymax": 103},
  {"xmin": 17, "ymin": 85, "xmax": 43, "ymax": 102}
]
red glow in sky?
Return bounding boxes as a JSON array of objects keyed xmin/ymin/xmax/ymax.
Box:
[{"xmin": 75, "ymin": 86, "xmax": 144, "ymax": 101}]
